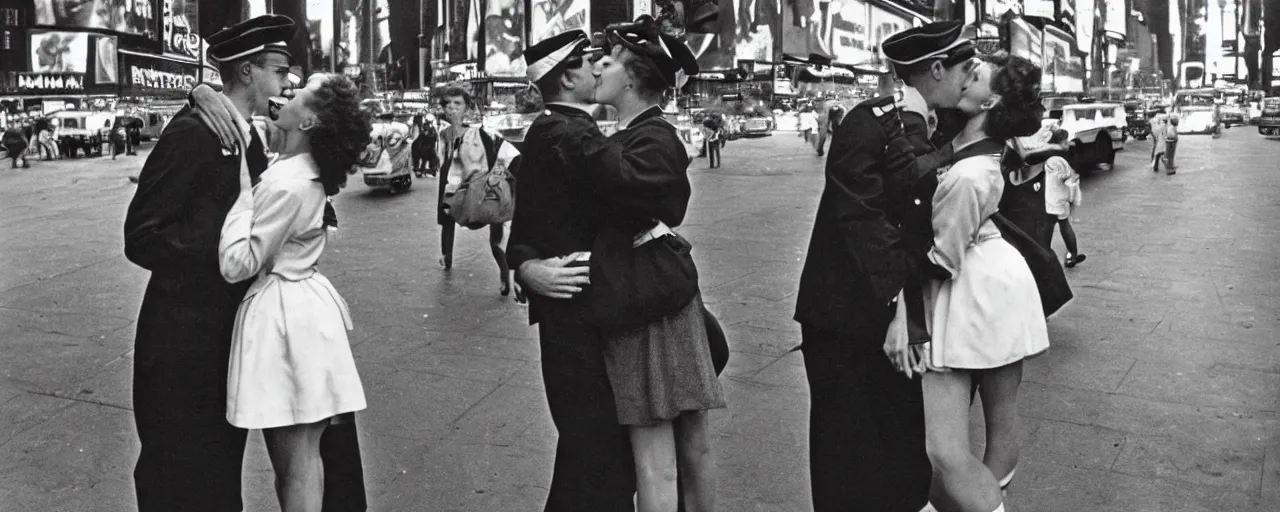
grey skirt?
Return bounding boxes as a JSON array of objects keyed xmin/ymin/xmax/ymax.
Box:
[{"xmin": 603, "ymin": 294, "xmax": 728, "ymax": 426}]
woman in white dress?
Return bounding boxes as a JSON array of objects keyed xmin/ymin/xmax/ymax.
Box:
[
  {"xmin": 891, "ymin": 53, "xmax": 1051, "ymax": 512},
  {"xmin": 218, "ymin": 73, "xmax": 372, "ymax": 511}
]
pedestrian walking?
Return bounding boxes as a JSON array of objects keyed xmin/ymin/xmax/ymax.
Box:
[
  {"xmin": 506, "ymin": 30, "xmax": 639, "ymax": 510},
  {"xmin": 434, "ymin": 87, "xmax": 516, "ymax": 296},
  {"xmin": 1163, "ymin": 117, "xmax": 1179, "ymax": 175},
  {"xmin": 578, "ymin": 19, "xmax": 726, "ymax": 512},
  {"xmin": 704, "ymin": 120, "xmax": 722, "ymax": 169},
  {"xmin": 798, "ymin": 107, "xmax": 816, "ymax": 142},
  {"xmin": 1151, "ymin": 115, "xmax": 1168, "ymax": 172},
  {"xmin": 885, "ymin": 53, "xmax": 1050, "ymax": 512},
  {"xmin": 38, "ymin": 122, "xmax": 58, "ymax": 161},
  {"xmin": 110, "ymin": 120, "xmax": 127, "ymax": 160},
  {"xmin": 795, "ymin": 21, "xmax": 976, "ymax": 512},
  {"xmin": 1037, "ymin": 129, "xmax": 1087, "ymax": 267},
  {"xmin": 209, "ymin": 72, "xmax": 370, "ymax": 512},
  {"xmin": 411, "ymin": 113, "xmax": 439, "ymax": 177},
  {"xmin": 3, "ymin": 124, "xmax": 29, "ymax": 168},
  {"xmin": 123, "ymin": 15, "xmax": 368, "ymax": 512}
]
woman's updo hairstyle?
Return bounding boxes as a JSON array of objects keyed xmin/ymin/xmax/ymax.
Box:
[
  {"xmin": 307, "ymin": 74, "xmax": 373, "ymax": 196},
  {"xmin": 619, "ymin": 47, "xmax": 673, "ymax": 102},
  {"xmin": 981, "ymin": 52, "xmax": 1045, "ymax": 140}
]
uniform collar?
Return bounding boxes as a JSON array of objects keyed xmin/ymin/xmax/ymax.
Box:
[
  {"xmin": 545, "ymin": 102, "xmax": 596, "ymax": 118},
  {"xmin": 620, "ymin": 105, "xmax": 664, "ymax": 130},
  {"xmin": 898, "ymin": 86, "xmax": 931, "ymax": 119},
  {"xmin": 263, "ymin": 152, "xmax": 321, "ymax": 181}
]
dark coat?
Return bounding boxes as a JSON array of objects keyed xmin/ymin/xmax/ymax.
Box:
[
  {"xmin": 794, "ymin": 94, "xmax": 940, "ymax": 337},
  {"xmin": 507, "ymin": 105, "xmax": 691, "ymax": 326}
]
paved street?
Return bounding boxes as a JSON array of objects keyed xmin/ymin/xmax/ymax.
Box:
[{"xmin": 1, "ymin": 126, "xmax": 1278, "ymax": 511}]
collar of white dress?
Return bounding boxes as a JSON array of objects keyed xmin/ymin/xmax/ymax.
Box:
[{"xmin": 263, "ymin": 153, "xmax": 321, "ymax": 181}]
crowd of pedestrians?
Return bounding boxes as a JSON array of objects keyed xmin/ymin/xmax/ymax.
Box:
[{"xmin": 117, "ymin": 11, "xmax": 1105, "ymax": 512}]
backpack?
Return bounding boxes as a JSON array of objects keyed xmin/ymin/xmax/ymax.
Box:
[{"xmin": 442, "ymin": 127, "xmax": 519, "ymax": 229}]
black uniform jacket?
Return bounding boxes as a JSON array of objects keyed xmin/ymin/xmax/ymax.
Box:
[
  {"xmin": 508, "ymin": 105, "xmax": 691, "ymax": 326},
  {"xmin": 794, "ymin": 94, "xmax": 941, "ymax": 336},
  {"xmin": 124, "ymin": 106, "xmax": 268, "ymax": 304}
]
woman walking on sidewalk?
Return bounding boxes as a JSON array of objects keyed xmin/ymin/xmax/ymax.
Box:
[{"xmin": 215, "ymin": 73, "xmax": 370, "ymax": 511}]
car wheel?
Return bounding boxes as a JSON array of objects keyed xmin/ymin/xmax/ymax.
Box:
[{"xmin": 1095, "ymin": 135, "xmax": 1115, "ymax": 169}]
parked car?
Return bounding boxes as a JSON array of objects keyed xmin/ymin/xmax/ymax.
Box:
[
  {"xmin": 1256, "ymin": 97, "xmax": 1280, "ymax": 136},
  {"xmin": 739, "ymin": 114, "xmax": 775, "ymax": 137},
  {"xmin": 1219, "ymin": 102, "xmax": 1246, "ymax": 128},
  {"xmin": 48, "ymin": 110, "xmax": 114, "ymax": 157},
  {"xmin": 1174, "ymin": 105, "xmax": 1220, "ymax": 135},
  {"xmin": 1053, "ymin": 103, "xmax": 1126, "ymax": 170}
]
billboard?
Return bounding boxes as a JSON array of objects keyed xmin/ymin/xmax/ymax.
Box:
[
  {"xmin": 31, "ymin": 31, "xmax": 89, "ymax": 73},
  {"xmin": 1103, "ymin": 0, "xmax": 1126, "ymax": 39},
  {"xmin": 530, "ymin": 0, "xmax": 589, "ymax": 48},
  {"xmin": 34, "ymin": 0, "xmax": 157, "ymax": 38},
  {"xmin": 831, "ymin": 0, "xmax": 872, "ymax": 67},
  {"xmin": 121, "ymin": 51, "xmax": 199, "ymax": 98},
  {"xmin": 1023, "ymin": 0, "xmax": 1054, "ymax": 18},
  {"xmin": 163, "ymin": 0, "xmax": 201, "ymax": 60},
  {"xmin": 1008, "ymin": 17, "xmax": 1045, "ymax": 88},
  {"xmin": 869, "ymin": 2, "xmax": 912, "ymax": 66},
  {"xmin": 96, "ymin": 34, "xmax": 118, "ymax": 83},
  {"xmin": 1044, "ymin": 26, "xmax": 1083, "ymax": 92},
  {"xmin": 485, "ymin": 0, "xmax": 525, "ymax": 76},
  {"xmin": 1076, "ymin": 0, "xmax": 1095, "ymax": 54},
  {"xmin": 781, "ymin": 0, "xmax": 831, "ymax": 62}
]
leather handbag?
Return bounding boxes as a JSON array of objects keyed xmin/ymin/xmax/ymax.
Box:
[
  {"xmin": 991, "ymin": 212, "xmax": 1074, "ymax": 317},
  {"xmin": 590, "ymin": 225, "xmax": 700, "ymax": 329}
]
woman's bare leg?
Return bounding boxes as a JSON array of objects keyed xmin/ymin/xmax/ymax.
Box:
[
  {"xmin": 923, "ymin": 371, "xmax": 1003, "ymax": 512},
  {"xmin": 490, "ymin": 223, "xmax": 511, "ymax": 293},
  {"xmin": 977, "ymin": 361, "xmax": 1024, "ymax": 488},
  {"xmin": 675, "ymin": 411, "xmax": 716, "ymax": 512},
  {"xmin": 264, "ymin": 418, "xmax": 331, "ymax": 512},
  {"xmin": 630, "ymin": 421, "xmax": 679, "ymax": 512}
]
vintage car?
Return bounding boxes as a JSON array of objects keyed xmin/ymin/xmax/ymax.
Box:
[
  {"xmin": 360, "ymin": 120, "xmax": 414, "ymax": 193},
  {"xmin": 1218, "ymin": 102, "xmax": 1246, "ymax": 127},
  {"xmin": 739, "ymin": 114, "xmax": 776, "ymax": 137},
  {"xmin": 48, "ymin": 110, "xmax": 114, "ymax": 157},
  {"xmin": 1256, "ymin": 97, "xmax": 1280, "ymax": 136},
  {"xmin": 1174, "ymin": 105, "xmax": 1220, "ymax": 134},
  {"xmin": 1051, "ymin": 103, "xmax": 1126, "ymax": 170}
]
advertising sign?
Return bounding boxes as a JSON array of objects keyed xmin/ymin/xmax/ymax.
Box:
[
  {"xmin": 96, "ymin": 35, "xmax": 118, "ymax": 83},
  {"xmin": 1059, "ymin": 0, "xmax": 1076, "ymax": 34},
  {"xmin": 122, "ymin": 52, "xmax": 198, "ymax": 97},
  {"xmin": 34, "ymin": 0, "xmax": 157, "ymax": 38},
  {"xmin": 1103, "ymin": 0, "xmax": 1126, "ymax": 39},
  {"xmin": 1023, "ymin": 0, "xmax": 1054, "ymax": 18},
  {"xmin": 1043, "ymin": 26, "xmax": 1084, "ymax": 92},
  {"xmin": 869, "ymin": 3, "xmax": 911, "ymax": 63},
  {"xmin": 163, "ymin": 0, "xmax": 200, "ymax": 60},
  {"xmin": 985, "ymin": 0, "xmax": 1021, "ymax": 18},
  {"xmin": 1075, "ymin": 0, "xmax": 1095, "ymax": 54},
  {"xmin": 31, "ymin": 31, "xmax": 89, "ymax": 73},
  {"xmin": 1008, "ymin": 18, "xmax": 1044, "ymax": 88},
  {"xmin": 17, "ymin": 72, "xmax": 85, "ymax": 92},
  {"xmin": 781, "ymin": 0, "xmax": 830, "ymax": 62},
  {"xmin": 831, "ymin": 0, "xmax": 871, "ymax": 67},
  {"xmin": 484, "ymin": 0, "xmax": 524, "ymax": 76},
  {"xmin": 530, "ymin": 0, "xmax": 589, "ymax": 47}
]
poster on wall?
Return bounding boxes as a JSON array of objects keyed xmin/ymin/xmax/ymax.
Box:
[
  {"xmin": 1043, "ymin": 26, "xmax": 1083, "ymax": 92},
  {"xmin": 831, "ymin": 0, "xmax": 871, "ymax": 67},
  {"xmin": 485, "ymin": 0, "xmax": 525, "ymax": 76},
  {"xmin": 34, "ymin": 0, "xmax": 156, "ymax": 37},
  {"xmin": 869, "ymin": 3, "xmax": 911, "ymax": 66},
  {"xmin": 96, "ymin": 35, "xmax": 118, "ymax": 83},
  {"xmin": 31, "ymin": 31, "xmax": 88, "ymax": 73},
  {"xmin": 1103, "ymin": 0, "xmax": 1126, "ymax": 39},
  {"xmin": 1008, "ymin": 18, "xmax": 1043, "ymax": 84},
  {"xmin": 530, "ymin": 0, "xmax": 589, "ymax": 47},
  {"xmin": 163, "ymin": 0, "xmax": 201, "ymax": 60},
  {"xmin": 781, "ymin": 0, "xmax": 831, "ymax": 63},
  {"xmin": 1023, "ymin": 0, "xmax": 1054, "ymax": 18},
  {"xmin": 1075, "ymin": 0, "xmax": 1094, "ymax": 54},
  {"xmin": 736, "ymin": 0, "xmax": 780, "ymax": 63}
]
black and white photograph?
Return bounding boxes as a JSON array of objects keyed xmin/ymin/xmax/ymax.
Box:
[
  {"xmin": 30, "ymin": 31, "xmax": 89, "ymax": 73},
  {"xmin": 3, "ymin": 5, "xmax": 1280, "ymax": 512}
]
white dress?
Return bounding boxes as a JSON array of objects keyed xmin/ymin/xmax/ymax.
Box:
[
  {"xmin": 922, "ymin": 152, "xmax": 1050, "ymax": 370},
  {"xmin": 219, "ymin": 154, "xmax": 366, "ymax": 429},
  {"xmin": 1043, "ymin": 156, "xmax": 1082, "ymax": 219}
]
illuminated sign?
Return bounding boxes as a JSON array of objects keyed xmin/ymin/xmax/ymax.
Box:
[
  {"xmin": 130, "ymin": 65, "xmax": 195, "ymax": 90},
  {"xmin": 17, "ymin": 72, "xmax": 84, "ymax": 90},
  {"xmin": 163, "ymin": 0, "xmax": 201, "ymax": 59}
]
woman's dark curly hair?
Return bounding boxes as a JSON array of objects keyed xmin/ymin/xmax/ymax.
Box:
[
  {"xmin": 307, "ymin": 74, "xmax": 372, "ymax": 196},
  {"xmin": 981, "ymin": 53, "xmax": 1045, "ymax": 141}
]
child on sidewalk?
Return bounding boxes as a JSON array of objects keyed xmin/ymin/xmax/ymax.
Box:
[{"xmin": 1043, "ymin": 129, "xmax": 1087, "ymax": 267}]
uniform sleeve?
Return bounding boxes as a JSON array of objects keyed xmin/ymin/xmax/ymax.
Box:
[
  {"xmin": 122, "ymin": 116, "xmax": 214, "ymax": 270},
  {"xmin": 506, "ymin": 120, "xmax": 560, "ymax": 271},
  {"xmin": 884, "ymin": 109, "xmax": 952, "ymax": 185},
  {"xmin": 825, "ymin": 107, "xmax": 910, "ymax": 305},
  {"xmin": 928, "ymin": 166, "xmax": 991, "ymax": 277},
  {"xmin": 218, "ymin": 177, "xmax": 305, "ymax": 284},
  {"xmin": 563, "ymin": 121, "xmax": 691, "ymax": 226}
]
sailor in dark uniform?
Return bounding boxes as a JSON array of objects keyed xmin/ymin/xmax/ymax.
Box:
[
  {"xmin": 123, "ymin": 15, "xmax": 366, "ymax": 512},
  {"xmin": 506, "ymin": 30, "xmax": 640, "ymax": 511},
  {"xmin": 794, "ymin": 21, "xmax": 978, "ymax": 512}
]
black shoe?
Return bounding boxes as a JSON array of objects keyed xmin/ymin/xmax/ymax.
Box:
[
  {"xmin": 438, "ymin": 256, "xmax": 452, "ymax": 270},
  {"xmin": 500, "ymin": 281, "xmax": 511, "ymax": 297},
  {"xmin": 1065, "ymin": 253, "xmax": 1086, "ymax": 268}
]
